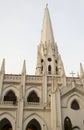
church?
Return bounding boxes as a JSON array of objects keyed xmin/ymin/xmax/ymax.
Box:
[{"xmin": 0, "ymin": 5, "xmax": 84, "ymax": 130}]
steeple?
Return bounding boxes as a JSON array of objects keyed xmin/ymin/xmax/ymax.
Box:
[
  {"xmin": 41, "ymin": 4, "xmax": 54, "ymax": 44},
  {"xmin": 35, "ymin": 6, "xmax": 65, "ymax": 76}
]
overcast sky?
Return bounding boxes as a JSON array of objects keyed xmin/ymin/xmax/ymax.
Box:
[{"xmin": 0, "ymin": 0, "xmax": 84, "ymax": 76}]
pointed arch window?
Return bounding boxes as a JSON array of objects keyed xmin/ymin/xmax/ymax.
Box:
[
  {"xmin": 0, "ymin": 118, "xmax": 12, "ymax": 130},
  {"xmin": 26, "ymin": 119, "xmax": 41, "ymax": 130},
  {"xmin": 4, "ymin": 90, "xmax": 17, "ymax": 104},
  {"xmin": 71, "ymin": 100, "xmax": 80, "ymax": 110},
  {"xmin": 55, "ymin": 60, "xmax": 58, "ymax": 64},
  {"xmin": 41, "ymin": 59, "xmax": 44, "ymax": 63},
  {"xmin": 41, "ymin": 65, "xmax": 43, "ymax": 73},
  {"xmin": 27, "ymin": 91, "xmax": 39, "ymax": 103},
  {"xmin": 48, "ymin": 65, "xmax": 51, "ymax": 74},
  {"xmin": 64, "ymin": 116, "xmax": 80, "ymax": 130},
  {"xmin": 64, "ymin": 117, "xmax": 72, "ymax": 130},
  {"xmin": 56, "ymin": 66, "xmax": 58, "ymax": 74}
]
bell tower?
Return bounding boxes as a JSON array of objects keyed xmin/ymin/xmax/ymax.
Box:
[{"xmin": 35, "ymin": 5, "xmax": 65, "ymax": 76}]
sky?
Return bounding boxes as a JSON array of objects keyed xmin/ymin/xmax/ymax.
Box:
[{"xmin": 0, "ymin": 0, "xmax": 84, "ymax": 76}]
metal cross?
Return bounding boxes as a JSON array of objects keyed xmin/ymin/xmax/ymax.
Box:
[{"xmin": 70, "ymin": 71, "xmax": 75, "ymax": 78}]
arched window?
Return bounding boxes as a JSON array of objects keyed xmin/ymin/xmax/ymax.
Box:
[
  {"xmin": 71, "ymin": 100, "xmax": 80, "ymax": 110},
  {"xmin": 0, "ymin": 118, "xmax": 12, "ymax": 130},
  {"xmin": 41, "ymin": 65, "xmax": 43, "ymax": 73},
  {"xmin": 4, "ymin": 90, "xmax": 17, "ymax": 104},
  {"xmin": 64, "ymin": 117, "xmax": 72, "ymax": 130},
  {"xmin": 41, "ymin": 59, "xmax": 44, "ymax": 63},
  {"xmin": 55, "ymin": 60, "xmax": 58, "ymax": 64},
  {"xmin": 26, "ymin": 119, "xmax": 41, "ymax": 130},
  {"xmin": 48, "ymin": 65, "xmax": 51, "ymax": 74},
  {"xmin": 64, "ymin": 117, "xmax": 80, "ymax": 130},
  {"xmin": 27, "ymin": 91, "xmax": 39, "ymax": 102}
]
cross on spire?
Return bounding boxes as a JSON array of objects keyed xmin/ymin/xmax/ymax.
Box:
[{"xmin": 46, "ymin": 3, "xmax": 48, "ymax": 7}]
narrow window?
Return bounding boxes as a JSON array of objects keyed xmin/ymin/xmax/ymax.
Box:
[
  {"xmin": 48, "ymin": 65, "xmax": 51, "ymax": 74},
  {"xmin": 56, "ymin": 66, "xmax": 58, "ymax": 74},
  {"xmin": 55, "ymin": 60, "xmax": 58, "ymax": 64},
  {"xmin": 41, "ymin": 65, "xmax": 43, "ymax": 73},
  {"xmin": 41, "ymin": 59, "xmax": 44, "ymax": 63}
]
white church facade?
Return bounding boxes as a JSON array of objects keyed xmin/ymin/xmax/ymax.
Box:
[{"xmin": 0, "ymin": 5, "xmax": 84, "ymax": 130}]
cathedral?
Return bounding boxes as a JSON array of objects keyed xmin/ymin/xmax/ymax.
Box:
[{"xmin": 0, "ymin": 5, "xmax": 84, "ymax": 130}]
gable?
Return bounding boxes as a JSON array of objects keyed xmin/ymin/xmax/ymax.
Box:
[{"xmin": 61, "ymin": 87, "xmax": 84, "ymax": 109}]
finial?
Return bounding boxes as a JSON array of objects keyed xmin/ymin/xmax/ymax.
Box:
[
  {"xmin": 77, "ymin": 72, "xmax": 79, "ymax": 77},
  {"xmin": 21, "ymin": 60, "xmax": 26, "ymax": 75},
  {"xmin": 1, "ymin": 58, "xmax": 5, "ymax": 74},
  {"xmin": 46, "ymin": 3, "xmax": 48, "ymax": 8}
]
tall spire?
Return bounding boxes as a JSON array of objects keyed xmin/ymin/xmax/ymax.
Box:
[
  {"xmin": 41, "ymin": 4, "xmax": 55, "ymax": 44},
  {"xmin": 35, "ymin": 5, "xmax": 62, "ymax": 75}
]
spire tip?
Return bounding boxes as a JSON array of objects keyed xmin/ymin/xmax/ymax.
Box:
[{"xmin": 46, "ymin": 3, "xmax": 48, "ymax": 8}]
